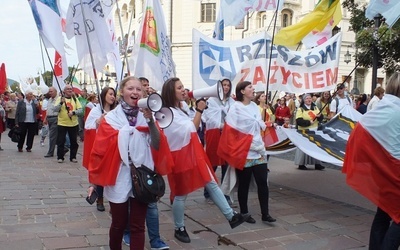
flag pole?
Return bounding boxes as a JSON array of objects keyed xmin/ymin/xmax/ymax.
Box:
[
  {"xmin": 40, "ymin": 37, "xmax": 64, "ymax": 96},
  {"xmin": 39, "ymin": 35, "xmax": 47, "ymax": 75},
  {"xmin": 78, "ymin": 0, "xmax": 103, "ymax": 112},
  {"xmin": 265, "ymin": 0, "xmax": 280, "ymax": 98},
  {"xmin": 315, "ymin": 26, "xmax": 390, "ymax": 121},
  {"xmin": 115, "ymin": 0, "xmax": 133, "ymax": 80},
  {"xmin": 114, "ymin": 0, "xmax": 135, "ymax": 92}
]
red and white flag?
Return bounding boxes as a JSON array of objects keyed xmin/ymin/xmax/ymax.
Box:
[
  {"xmin": 28, "ymin": 0, "xmax": 65, "ymax": 55},
  {"xmin": 82, "ymin": 105, "xmax": 102, "ymax": 169},
  {"xmin": 218, "ymin": 102, "xmax": 266, "ymax": 170},
  {"xmin": 65, "ymin": 0, "xmax": 115, "ymax": 78},
  {"xmin": 28, "ymin": 0, "xmax": 68, "ymax": 82},
  {"xmin": 0, "ymin": 63, "xmax": 7, "ymax": 94},
  {"xmin": 202, "ymin": 97, "xmax": 235, "ymax": 166},
  {"xmin": 130, "ymin": 0, "xmax": 175, "ymax": 91},
  {"xmin": 163, "ymin": 105, "xmax": 216, "ymax": 196},
  {"xmin": 343, "ymin": 94, "xmax": 400, "ymax": 223},
  {"xmin": 53, "ymin": 51, "xmax": 67, "ymax": 90}
]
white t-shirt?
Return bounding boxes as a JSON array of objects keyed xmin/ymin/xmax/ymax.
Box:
[
  {"xmin": 330, "ymin": 95, "xmax": 353, "ymax": 114},
  {"xmin": 367, "ymin": 95, "xmax": 380, "ymax": 112}
]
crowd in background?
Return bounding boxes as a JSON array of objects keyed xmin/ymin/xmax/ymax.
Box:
[{"xmin": 0, "ymin": 78, "xmax": 392, "ymax": 250}]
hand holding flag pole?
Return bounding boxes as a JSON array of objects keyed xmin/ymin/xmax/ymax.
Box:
[
  {"xmin": 314, "ymin": 25, "xmax": 391, "ymax": 122},
  {"xmin": 264, "ymin": 0, "xmax": 281, "ymax": 97}
]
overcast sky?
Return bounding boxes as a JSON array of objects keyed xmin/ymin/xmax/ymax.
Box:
[{"xmin": 0, "ymin": 0, "xmax": 78, "ymax": 83}]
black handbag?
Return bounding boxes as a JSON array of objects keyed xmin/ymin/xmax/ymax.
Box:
[
  {"xmin": 8, "ymin": 126, "xmax": 21, "ymax": 143},
  {"xmin": 130, "ymin": 162, "xmax": 166, "ymax": 204}
]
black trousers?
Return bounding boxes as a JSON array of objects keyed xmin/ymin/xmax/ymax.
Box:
[
  {"xmin": 17, "ymin": 122, "xmax": 36, "ymax": 150},
  {"xmin": 369, "ymin": 207, "xmax": 400, "ymax": 250},
  {"xmin": 56, "ymin": 125, "xmax": 79, "ymax": 160},
  {"xmin": 236, "ymin": 163, "xmax": 270, "ymax": 216}
]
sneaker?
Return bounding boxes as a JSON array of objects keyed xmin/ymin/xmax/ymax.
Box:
[
  {"xmin": 57, "ymin": 159, "xmax": 64, "ymax": 163},
  {"xmin": 70, "ymin": 158, "xmax": 78, "ymax": 163},
  {"xmin": 245, "ymin": 215, "xmax": 256, "ymax": 224},
  {"xmin": 229, "ymin": 212, "xmax": 249, "ymax": 229},
  {"xmin": 0, "ymin": 147, "xmax": 3, "ymax": 151},
  {"xmin": 174, "ymin": 226, "xmax": 190, "ymax": 243},
  {"xmin": 40, "ymin": 140, "xmax": 44, "ymax": 147},
  {"xmin": 18, "ymin": 148, "xmax": 23, "ymax": 152},
  {"xmin": 44, "ymin": 154, "xmax": 53, "ymax": 158},
  {"xmin": 262, "ymin": 214, "xmax": 276, "ymax": 223},
  {"xmin": 150, "ymin": 238, "xmax": 169, "ymax": 250},
  {"xmin": 206, "ymin": 198, "xmax": 214, "ymax": 205},
  {"xmin": 122, "ymin": 231, "xmax": 130, "ymax": 246},
  {"xmin": 298, "ymin": 165, "xmax": 308, "ymax": 170},
  {"xmin": 315, "ymin": 164, "xmax": 325, "ymax": 170}
]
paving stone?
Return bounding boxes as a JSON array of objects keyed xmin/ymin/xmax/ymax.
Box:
[{"xmin": 0, "ymin": 136, "xmax": 373, "ymax": 249}]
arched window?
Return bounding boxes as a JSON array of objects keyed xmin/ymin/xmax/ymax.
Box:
[
  {"xmin": 121, "ymin": 4, "xmax": 128, "ymax": 22},
  {"xmin": 129, "ymin": 0, "xmax": 135, "ymax": 19},
  {"xmin": 281, "ymin": 9, "xmax": 293, "ymax": 28},
  {"xmin": 258, "ymin": 11, "xmax": 267, "ymax": 28}
]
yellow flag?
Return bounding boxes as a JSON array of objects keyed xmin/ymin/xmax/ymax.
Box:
[{"xmin": 274, "ymin": 0, "xmax": 342, "ymax": 46}]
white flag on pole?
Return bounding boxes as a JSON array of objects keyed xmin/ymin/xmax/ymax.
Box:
[{"xmin": 65, "ymin": 0, "xmax": 115, "ymax": 78}]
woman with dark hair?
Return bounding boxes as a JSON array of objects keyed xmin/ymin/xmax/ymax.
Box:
[
  {"xmin": 15, "ymin": 89, "xmax": 39, "ymax": 152},
  {"xmin": 294, "ymin": 93, "xmax": 325, "ymax": 170},
  {"xmin": 219, "ymin": 81, "xmax": 276, "ymax": 224},
  {"xmin": 84, "ymin": 87, "xmax": 117, "ymax": 212},
  {"xmin": 161, "ymin": 77, "xmax": 247, "ymax": 244},
  {"xmin": 202, "ymin": 78, "xmax": 235, "ymax": 203},
  {"xmin": 254, "ymin": 91, "xmax": 274, "ymax": 123},
  {"xmin": 274, "ymin": 97, "xmax": 291, "ymax": 126},
  {"xmin": 356, "ymin": 94, "xmax": 368, "ymax": 114}
]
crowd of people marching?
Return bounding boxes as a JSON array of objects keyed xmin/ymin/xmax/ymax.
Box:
[{"xmin": 0, "ymin": 74, "xmax": 398, "ymax": 250}]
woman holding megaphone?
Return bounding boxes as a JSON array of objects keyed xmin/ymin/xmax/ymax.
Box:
[{"xmin": 161, "ymin": 77, "xmax": 248, "ymax": 244}]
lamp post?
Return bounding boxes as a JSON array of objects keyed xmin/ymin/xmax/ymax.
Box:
[
  {"xmin": 344, "ymin": 46, "xmax": 351, "ymax": 64},
  {"xmin": 105, "ymin": 76, "xmax": 110, "ymax": 87},
  {"xmin": 99, "ymin": 76, "xmax": 104, "ymax": 90},
  {"xmin": 371, "ymin": 15, "xmax": 381, "ymax": 95}
]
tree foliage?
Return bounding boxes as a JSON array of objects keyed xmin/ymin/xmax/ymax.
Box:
[
  {"xmin": 35, "ymin": 66, "xmax": 76, "ymax": 87},
  {"xmin": 342, "ymin": 0, "xmax": 400, "ymax": 73}
]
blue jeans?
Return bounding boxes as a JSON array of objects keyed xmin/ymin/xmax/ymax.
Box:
[
  {"xmin": 204, "ymin": 164, "xmax": 228, "ymax": 199},
  {"xmin": 369, "ymin": 207, "xmax": 400, "ymax": 250},
  {"xmin": 146, "ymin": 202, "xmax": 160, "ymax": 245},
  {"xmin": 173, "ymin": 180, "xmax": 234, "ymax": 228}
]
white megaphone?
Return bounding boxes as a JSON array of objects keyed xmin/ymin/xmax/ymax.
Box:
[
  {"xmin": 137, "ymin": 93, "xmax": 163, "ymax": 112},
  {"xmin": 154, "ymin": 107, "xmax": 174, "ymax": 129},
  {"xmin": 188, "ymin": 81, "xmax": 224, "ymax": 101}
]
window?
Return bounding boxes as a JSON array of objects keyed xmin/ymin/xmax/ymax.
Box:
[
  {"xmin": 281, "ymin": 9, "xmax": 293, "ymax": 27},
  {"xmin": 342, "ymin": 75, "xmax": 352, "ymax": 84},
  {"xmin": 258, "ymin": 12, "xmax": 267, "ymax": 28},
  {"xmin": 129, "ymin": 0, "xmax": 135, "ymax": 19},
  {"xmin": 201, "ymin": 3, "xmax": 216, "ymax": 23}
]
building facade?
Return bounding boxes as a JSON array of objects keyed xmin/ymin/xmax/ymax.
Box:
[{"xmin": 113, "ymin": 0, "xmax": 385, "ymax": 95}]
